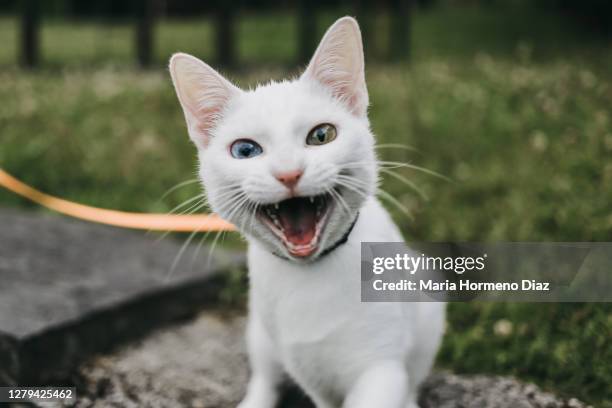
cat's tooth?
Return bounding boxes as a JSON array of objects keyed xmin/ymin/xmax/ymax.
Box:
[
  {"xmin": 273, "ymin": 218, "xmax": 281, "ymax": 229},
  {"xmin": 274, "ymin": 203, "xmax": 279, "ymax": 211},
  {"xmin": 309, "ymin": 197, "xmax": 314, "ymax": 204},
  {"xmin": 316, "ymin": 200, "xmax": 323, "ymax": 213}
]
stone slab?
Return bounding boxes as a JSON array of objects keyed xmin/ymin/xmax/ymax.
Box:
[
  {"xmin": 0, "ymin": 208, "xmax": 244, "ymax": 386},
  {"xmin": 74, "ymin": 311, "xmax": 590, "ymax": 408}
]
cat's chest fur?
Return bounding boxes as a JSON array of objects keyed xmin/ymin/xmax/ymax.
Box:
[{"xmin": 246, "ymin": 198, "xmax": 412, "ymax": 397}]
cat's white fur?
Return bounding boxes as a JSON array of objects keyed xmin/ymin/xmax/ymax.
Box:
[{"xmin": 169, "ymin": 17, "xmax": 445, "ymax": 408}]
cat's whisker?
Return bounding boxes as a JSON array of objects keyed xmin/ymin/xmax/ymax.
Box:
[
  {"xmin": 238, "ymin": 203, "xmax": 251, "ymax": 233},
  {"xmin": 148, "ymin": 191, "xmax": 207, "ymax": 238},
  {"xmin": 336, "ymin": 175, "xmax": 371, "ymax": 194},
  {"xmin": 375, "ymin": 143, "xmax": 419, "ymax": 153},
  {"xmin": 212, "ymin": 187, "xmax": 245, "ymax": 203},
  {"xmin": 377, "ymin": 161, "xmax": 452, "ymax": 182},
  {"xmin": 339, "ymin": 162, "xmax": 376, "ymax": 169},
  {"xmin": 336, "ymin": 180, "xmax": 368, "ymax": 197},
  {"xmin": 177, "ymin": 190, "xmax": 247, "ymax": 258},
  {"xmin": 246, "ymin": 201, "xmax": 260, "ymax": 231},
  {"xmin": 250, "ymin": 209, "xmax": 259, "ymax": 230},
  {"xmin": 205, "ymin": 184, "xmax": 244, "ymax": 209},
  {"xmin": 189, "ymin": 190, "xmax": 248, "ymax": 270},
  {"xmin": 218, "ymin": 190, "xmax": 247, "ymax": 212},
  {"xmin": 217, "ymin": 181, "xmax": 243, "ymax": 189},
  {"xmin": 240, "ymin": 202, "xmax": 257, "ymax": 231},
  {"xmin": 376, "ymin": 174, "xmax": 425, "ymax": 205},
  {"xmin": 337, "ymin": 174, "xmax": 370, "ymax": 188},
  {"xmin": 157, "ymin": 178, "xmax": 200, "ymax": 203},
  {"xmin": 335, "ymin": 181, "xmax": 369, "ymax": 202},
  {"xmin": 177, "ymin": 199, "xmax": 206, "ymax": 216},
  {"xmin": 376, "ymin": 188, "xmax": 414, "ymax": 220},
  {"xmin": 379, "ymin": 168, "xmax": 428, "ymax": 201},
  {"xmin": 190, "ymin": 229, "xmax": 215, "ymax": 265},
  {"xmin": 336, "ymin": 177, "xmax": 368, "ymax": 193},
  {"xmin": 206, "ymin": 230, "xmax": 224, "ymax": 270},
  {"xmin": 152, "ymin": 198, "xmax": 206, "ymax": 244},
  {"xmin": 167, "ymin": 193, "xmax": 206, "ymax": 215},
  {"xmin": 165, "ymin": 229, "xmax": 199, "ymax": 282},
  {"xmin": 327, "ymin": 188, "xmax": 351, "ymax": 215},
  {"xmin": 222, "ymin": 194, "xmax": 251, "ymax": 228},
  {"xmin": 153, "ymin": 200, "xmax": 205, "ymax": 244},
  {"xmin": 340, "ymin": 159, "xmax": 451, "ymax": 183},
  {"xmin": 215, "ymin": 185, "xmax": 244, "ymax": 197},
  {"xmin": 154, "ymin": 229, "xmax": 174, "ymax": 243},
  {"xmin": 225, "ymin": 192, "xmax": 249, "ymax": 215}
]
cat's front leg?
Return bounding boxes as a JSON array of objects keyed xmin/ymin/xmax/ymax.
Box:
[
  {"xmin": 238, "ymin": 313, "xmax": 283, "ymax": 408},
  {"xmin": 341, "ymin": 360, "xmax": 410, "ymax": 408}
]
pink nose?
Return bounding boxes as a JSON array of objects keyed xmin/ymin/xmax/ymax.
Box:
[{"xmin": 275, "ymin": 170, "xmax": 303, "ymax": 190}]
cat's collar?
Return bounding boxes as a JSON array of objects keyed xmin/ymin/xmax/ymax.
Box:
[{"xmin": 273, "ymin": 212, "xmax": 359, "ymax": 262}]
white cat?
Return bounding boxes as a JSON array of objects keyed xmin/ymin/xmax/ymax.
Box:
[{"xmin": 169, "ymin": 17, "xmax": 445, "ymax": 408}]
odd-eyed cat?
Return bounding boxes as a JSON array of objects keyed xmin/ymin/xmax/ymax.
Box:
[{"xmin": 169, "ymin": 17, "xmax": 445, "ymax": 408}]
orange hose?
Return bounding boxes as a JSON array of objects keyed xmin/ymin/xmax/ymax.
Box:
[{"xmin": 0, "ymin": 168, "xmax": 235, "ymax": 232}]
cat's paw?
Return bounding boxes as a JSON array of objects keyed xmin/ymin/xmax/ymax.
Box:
[
  {"xmin": 236, "ymin": 400, "xmax": 255, "ymax": 408},
  {"xmin": 237, "ymin": 397, "xmax": 271, "ymax": 408},
  {"xmin": 236, "ymin": 388, "xmax": 278, "ymax": 408}
]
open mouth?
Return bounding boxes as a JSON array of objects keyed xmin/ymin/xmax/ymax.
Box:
[{"xmin": 258, "ymin": 194, "xmax": 332, "ymax": 258}]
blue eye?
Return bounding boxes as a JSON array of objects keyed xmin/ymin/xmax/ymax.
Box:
[{"xmin": 230, "ymin": 139, "xmax": 263, "ymax": 159}]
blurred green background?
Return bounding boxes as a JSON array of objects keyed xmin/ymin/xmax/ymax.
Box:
[{"xmin": 0, "ymin": 1, "xmax": 610, "ymax": 406}]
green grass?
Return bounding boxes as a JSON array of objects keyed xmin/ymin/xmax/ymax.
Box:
[{"xmin": 0, "ymin": 4, "xmax": 611, "ymax": 406}]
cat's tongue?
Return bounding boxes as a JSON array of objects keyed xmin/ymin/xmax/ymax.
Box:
[{"xmin": 277, "ymin": 198, "xmax": 317, "ymax": 247}]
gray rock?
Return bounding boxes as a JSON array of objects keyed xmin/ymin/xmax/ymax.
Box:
[
  {"xmin": 0, "ymin": 208, "xmax": 244, "ymax": 386},
  {"xmin": 74, "ymin": 311, "xmax": 590, "ymax": 408},
  {"xmin": 75, "ymin": 312, "xmax": 249, "ymax": 408},
  {"xmin": 419, "ymin": 372, "xmax": 591, "ymax": 408}
]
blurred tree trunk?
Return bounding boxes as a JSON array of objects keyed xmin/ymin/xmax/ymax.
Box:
[
  {"xmin": 389, "ymin": 0, "xmax": 412, "ymax": 62},
  {"xmin": 216, "ymin": 2, "xmax": 236, "ymax": 67},
  {"xmin": 136, "ymin": 0, "xmax": 159, "ymax": 68},
  {"xmin": 19, "ymin": 0, "xmax": 40, "ymax": 68},
  {"xmin": 297, "ymin": 0, "xmax": 316, "ymax": 64}
]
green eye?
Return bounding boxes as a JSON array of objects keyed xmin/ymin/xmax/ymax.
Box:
[{"xmin": 306, "ymin": 124, "xmax": 337, "ymax": 146}]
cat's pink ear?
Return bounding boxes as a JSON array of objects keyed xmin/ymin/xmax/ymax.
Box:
[
  {"xmin": 301, "ymin": 17, "xmax": 368, "ymax": 117},
  {"xmin": 169, "ymin": 53, "xmax": 240, "ymax": 148}
]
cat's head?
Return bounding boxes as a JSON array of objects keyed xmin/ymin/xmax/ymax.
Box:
[{"xmin": 169, "ymin": 17, "xmax": 377, "ymax": 262}]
